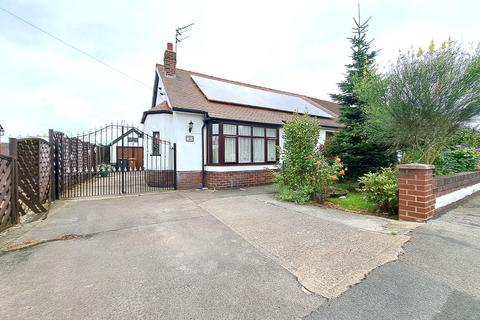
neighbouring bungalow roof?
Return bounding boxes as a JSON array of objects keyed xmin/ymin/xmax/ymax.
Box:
[{"xmin": 141, "ymin": 65, "xmax": 343, "ymax": 129}]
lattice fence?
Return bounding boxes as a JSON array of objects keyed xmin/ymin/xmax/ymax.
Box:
[
  {"xmin": 0, "ymin": 155, "xmax": 15, "ymax": 231},
  {"xmin": 51, "ymin": 131, "xmax": 104, "ymax": 197},
  {"xmin": 16, "ymin": 139, "xmax": 50, "ymax": 215}
]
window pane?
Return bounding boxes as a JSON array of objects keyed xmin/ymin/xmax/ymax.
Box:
[
  {"xmin": 212, "ymin": 123, "xmax": 219, "ymax": 135},
  {"xmin": 239, "ymin": 137, "xmax": 251, "ymax": 163},
  {"xmin": 238, "ymin": 125, "xmax": 251, "ymax": 136},
  {"xmin": 267, "ymin": 139, "xmax": 276, "ymax": 161},
  {"xmin": 253, "ymin": 127, "xmax": 264, "ymax": 137},
  {"xmin": 253, "ymin": 138, "xmax": 265, "ymax": 162},
  {"xmin": 152, "ymin": 132, "xmax": 160, "ymax": 155},
  {"xmin": 211, "ymin": 136, "xmax": 219, "ymax": 163},
  {"xmin": 223, "ymin": 124, "xmax": 236, "ymax": 135},
  {"xmin": 266, "ymin": 128, "xmax": 277, "ymax": 138},
  {"xmin": 225, "ymin": 137, "xmax": 236, "ymax": 162}
]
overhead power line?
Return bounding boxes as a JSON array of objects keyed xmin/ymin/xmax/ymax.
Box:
[{"xmin": 0, "ymin": 6, "xmax": 151, "ymax": 89}]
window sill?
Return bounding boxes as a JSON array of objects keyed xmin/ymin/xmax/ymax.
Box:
[
  {"xmin": 207, "ymin": 162, "xmax": 278, "ymax": 166},
  {"xmin": 205, "ymin": 164, "xmax": 279, "ymax": 172}
]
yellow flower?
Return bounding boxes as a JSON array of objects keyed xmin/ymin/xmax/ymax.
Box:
[
  {"xmin": 335, "ymin": 157, "xmax": 341, "ymax": 163},
  {"xmin": 416, "ymin": 47, "xmax": 424, "ymax": 57},
  {"xmin": 428, "ymin": 40, "xmax": 435, "ymax": 53}
]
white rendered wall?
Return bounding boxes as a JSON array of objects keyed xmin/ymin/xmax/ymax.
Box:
[
  {"xmin": 143, "ymin": 112, "xmax": 336, "ymax": 172},
  {"xmin": 318, "ymin": 130, "xmax": 327, "ymax": 145},
  {"xmin": 435, "ymin": 183, "xmax": 480, "ymax": 209},
  {"xmin": 155, "ymin": 69, "xmax": 172, "ymax": 107},
  {"xmin": 173, "ymin": 112, "xmax": 205, "ymax": 171},
  {"xmin": 143, "ymin": 113, "xmax": 175, "ymax": 170}
]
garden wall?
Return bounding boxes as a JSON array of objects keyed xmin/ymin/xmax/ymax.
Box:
[
  {"xmin": 399, "ymin": 164, "xmax": 480, "ymax": 222},
  {"xmin": 434, "ymin": 171, "xmax": 480, "ymax": 211}
]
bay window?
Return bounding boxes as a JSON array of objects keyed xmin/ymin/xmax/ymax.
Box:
[{"xmin": 207, "ymin": 122, "xmax": 279, "ymax": 165}]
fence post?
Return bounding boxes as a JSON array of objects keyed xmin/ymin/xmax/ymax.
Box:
[
  {"xmin": 398, "ymin": 163, "xmax": 435, "ymax": 222},
  {"xmin": 48, "ymin": 129, "xmax": 56, "ymax": 202},
  {"xmin": 8, "ymin": 138, "xmax": 19, "ymax": 224}
]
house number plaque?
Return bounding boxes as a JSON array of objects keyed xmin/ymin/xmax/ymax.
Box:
[{"xmin": 185, "ymin": 135, "xmax": 194, "ymax": 142}]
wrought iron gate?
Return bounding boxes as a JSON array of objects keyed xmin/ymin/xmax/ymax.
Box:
[{"xmin": 51, "ymin": 124, "xmax": 176, "ymax": 199}]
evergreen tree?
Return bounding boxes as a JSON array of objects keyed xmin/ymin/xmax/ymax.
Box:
[{"xmin": 327, "ymin": 7, "xmax": 395, "ymax": 178}]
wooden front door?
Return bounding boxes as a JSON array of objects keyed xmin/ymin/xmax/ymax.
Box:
[{"xmin": 117, "ymin": 147, "xmax": 144, "ymax": 169}]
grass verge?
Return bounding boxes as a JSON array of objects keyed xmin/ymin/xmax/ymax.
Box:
[
  {"xmin": 327, "ymin": 192, "xmax": 377, "ymax": 213},
  {"xmin": 326, "ymin": 180, "xmax": 377, "ymax": 213}
]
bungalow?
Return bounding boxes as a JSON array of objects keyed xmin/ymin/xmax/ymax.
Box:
[{"xmin": 141, "ymin": 43, "xmax": 342, "ymax": 189}]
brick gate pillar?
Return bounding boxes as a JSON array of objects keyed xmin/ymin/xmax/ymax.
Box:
[{"xmin": 398, "ymin": 164, "xmax": 435, "ymax": 222}]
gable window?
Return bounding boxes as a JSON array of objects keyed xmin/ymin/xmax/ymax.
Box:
[
  {"xmin": 208, "ymin": 122, "xmax": 279, "ymax": 165},
  {"xmin": 152, "ymin": 131, "xmax": 160, "ymax": 156}
]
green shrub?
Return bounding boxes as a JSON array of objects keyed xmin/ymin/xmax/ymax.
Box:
[
  {"xmin": 433, "ymin": 147, "xmax": 480, "ymax": 176},
  {"xmin": 97, "ymin": 163, "xmax": 112, "ymax": 177},
  {"xmin": 358, "ymin": 167, "xmax": 399, "ymax": 213},
  {"xmin": 447, "ymin": 128, "xmax": 480, "ymax": 148},
  {"xmin": 274, "ymin": 114, "xmax": 344, "ymax": 204},
  {"xmin": 356, "ymin": 42, "xmax": 480, "ymax": 164}
]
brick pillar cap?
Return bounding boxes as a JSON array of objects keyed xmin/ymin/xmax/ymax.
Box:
[{"xmin": 398, "ymin": 163, "xmax": 435, "ymax": 170}]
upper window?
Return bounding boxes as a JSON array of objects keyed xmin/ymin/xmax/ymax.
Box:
[{"xmin": 208, "ymin": 122, "xmax": 279, "ymax": 165}]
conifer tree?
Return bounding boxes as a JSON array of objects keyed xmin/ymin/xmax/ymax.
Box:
[{"xmin": 327, "ymin": 6, "xmax": 395, "ymax": 177}]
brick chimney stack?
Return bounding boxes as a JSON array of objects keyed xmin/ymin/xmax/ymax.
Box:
[{"xmin": 164, "ymin": 42, "xmax": 176, "ymax": 77}]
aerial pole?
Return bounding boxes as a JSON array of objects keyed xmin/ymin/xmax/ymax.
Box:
[{"xmin": 175, "ymin": 23, "xmax": 194, "ymax": 52}]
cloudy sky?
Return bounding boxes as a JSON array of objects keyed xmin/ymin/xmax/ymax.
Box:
[{"xmin": 1, "ymin": 0, "xmax": 479, "ymax": 138}]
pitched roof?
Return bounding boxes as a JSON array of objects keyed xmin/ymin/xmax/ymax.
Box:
[
  {"xmin": 143, "ymin": 65, "xmax": 343, "ymax": 128},
  {"xmin": 141, "ymin": 101, "xmax": 172, "ymax": 123}
]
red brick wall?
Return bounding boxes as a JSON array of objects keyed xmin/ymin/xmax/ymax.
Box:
[
  {"xmin": 434, "ymin": 171, "xmax": 480, "ymax": 197},
  {"xmin": 163, "ymin": 45, "xmax": 176, "ymax": 77},
  {"xmin": 398, "ymin": 164, "xmax": 435, "ymax": 222},
  {"xmin": 206, "ymin": 169, "xmax": 274, "ymax": 189},
  {"xmin": 177, "ymin": 171, "xmax": 202, "ymax": 189}
]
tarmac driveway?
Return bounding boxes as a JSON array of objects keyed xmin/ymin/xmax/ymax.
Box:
[{"xmin": 0, "ymin": 186, "xmax": 415, "ymax": 319}]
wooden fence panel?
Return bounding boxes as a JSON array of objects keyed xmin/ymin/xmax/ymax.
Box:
[
  {"xmin": 0, "ymin": 155, "xmax": 15, "ymax": 231},
  {"xmin": 16, "ymin": 139, "xmax": 50, "ymax": 215}
]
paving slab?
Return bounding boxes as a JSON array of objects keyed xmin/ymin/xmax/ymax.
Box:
[{"xmin": 196, "ymin": 192, "xmax": 413, "ymax": 298}]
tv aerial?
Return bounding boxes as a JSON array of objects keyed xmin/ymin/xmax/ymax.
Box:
[{"xmin": 175, "ymin": 23, "xmax": 194, "ymax": 52}]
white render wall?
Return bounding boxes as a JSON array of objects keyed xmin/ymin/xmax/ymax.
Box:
[
  {"xmin": 173, "ymin": 112, "xmax": 205, "ymax": 171},
  {"xmin": 143, "ymin": 111, "xmax": 204, "ymax": 171},
  {"xmin": 143, "ymin": 111, "xmax": 333, "ymax": 172},
  {"xmin": 435, "ymin": 182, "xmax": 480, "ymax": 209}
]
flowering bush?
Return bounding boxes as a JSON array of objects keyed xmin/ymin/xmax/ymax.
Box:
[{"xmin": 274, "ymin": 115, "xmax": 346, "ymax": 204}]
